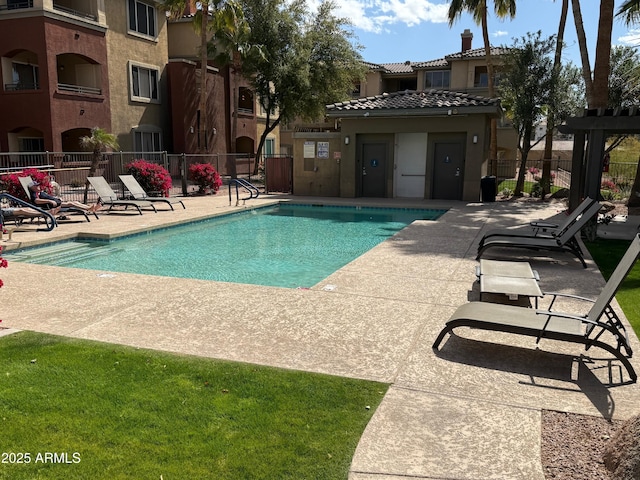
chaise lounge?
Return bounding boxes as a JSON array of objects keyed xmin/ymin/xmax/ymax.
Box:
[
  {"xmin": 87, "ymin": 176, "xmax": 157, "ymax": 215},
  {"xmin": 119, "ymin": 175, "xmax": 185, "ymax": 210},
  {"xmin": 478, "ymin": 197, "xmax": 599, "ymax": 248},
  {"xmin": 476, "ymin": 200, "xmax": 602, "ymax": 268},
  {"xmin": 435, "ymin": 233, "xmax": 640, "ymax": 383},
  {"xmin": 19, "ymin": 176, "xmax": 97, "ymax": 222}
]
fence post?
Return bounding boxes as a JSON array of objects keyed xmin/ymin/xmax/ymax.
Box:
[{"xmin": 180, "ymin": 153, "xmax": 187, "ymax": 196}]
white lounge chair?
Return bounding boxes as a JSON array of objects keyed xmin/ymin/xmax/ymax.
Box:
[
  {"xmin": 119, "ymin": 175, "xmax": 185, "ymax": 210},
  {"xmin": 87, "ymin": 176, "xmax": 157, "ymax": 215}
]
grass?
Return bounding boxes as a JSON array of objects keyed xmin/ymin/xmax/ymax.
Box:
[
  {"xmin": 497, "ymin": 179, "xmax": 563, "ymax": 196},
  {"xmin": 585, "ymin": 238, "xmax": 640, "ymax": 335},
  {"xmin": 0, "ymin": 332, "xmax": 388, "ymax": 480}
]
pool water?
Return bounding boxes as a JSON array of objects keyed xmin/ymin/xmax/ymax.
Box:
[{"xmin": 6, "ymin": 204, "xmax": 445, "ymax": 288}]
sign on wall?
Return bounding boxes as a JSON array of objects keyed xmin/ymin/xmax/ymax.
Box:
[
  {"xmin": 304, "ymin": 141, "xmax": 316, "ymax": 158},
  {"xmin": 317, "ymin": 142, "xmax": 329, "ymax": 159}
]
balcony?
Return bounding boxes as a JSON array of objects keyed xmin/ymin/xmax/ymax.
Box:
[
  {"xmin": 4, "ymin": 81, "xmax": 38, "ymax": 91},
  {"xmin": 56, "ymin": 53, "xmax": 102, "ymax": 97},
  {"xmin": 0, "ymin": 0, "xmax": 34, "ymax": 11},
  {"xmin": 53, "ymin": 0, "xmax": 96, "ymax": 21},
  {"xmin": 57, "ymin": 83, "xmax": 100, "ymax": 95}
]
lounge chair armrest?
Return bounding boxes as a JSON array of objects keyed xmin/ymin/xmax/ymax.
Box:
[
  {"xmin": 530, "ymin": 221, "xmax": 558, "ymax": 228},
  {"xmin": 535, "ymin": 310, "xmax": 587, "ymax": 323},
  {"xmin": 544, "ymin": 291, "xmax": 595, "ymax": 310}
]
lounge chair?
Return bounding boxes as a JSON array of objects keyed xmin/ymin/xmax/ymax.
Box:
[
  {"xmin": 478, "ymin": 197, "xmax": 598, "ymax": 248},
  {"xmin": 87, "ymin": 176, "xmax": 157, "ymax": 215},
  {"xmin": 119, "ymin": 175, "xmax": 185, "ymax": 210},
  {"xmin": 0, "ymin": 193, "xmax": 56, "ymax": 237},
  {"xmin": 476, "ymin": 200, "xmax": 602, "ymax": 268},
  {"xmin": 18, "ymin": 176, "xmax": 97, "ymax": 222},
  {"xmin": 434, "ymin": 233, "xmax": 640, "ymax": 383}
]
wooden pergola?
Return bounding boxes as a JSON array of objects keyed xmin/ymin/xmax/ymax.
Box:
[{"xmin": 560, "ymin": 108, "xmax": 640, "ymax": 210}]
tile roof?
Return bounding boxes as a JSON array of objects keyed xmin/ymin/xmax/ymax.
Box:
[
  {"xmin": 369, "ymin": 46, "xmax": 508, "ymax": 73},
  {"xmin": 326, "ymin": 89, "xmax": 500, "ymax": 116},
  {"xmin": 445, "ymin": 46, "xmax": 510, "ymax": 60}
]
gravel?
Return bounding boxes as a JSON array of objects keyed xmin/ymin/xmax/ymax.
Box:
[{"xmin": 542, "ymin": 410, "xmax": 620, "ymax": 479}]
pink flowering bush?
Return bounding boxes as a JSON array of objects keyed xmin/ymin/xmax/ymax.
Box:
[
  {"xmin": 126, "ymin": 159, "xmax": 172, "ymax": 197},
  {"xmin": 188, "ymin": 163, "xmax": 222, "ymax": 194},
  {"xmin": 0, "ymin": 168, "xmax": 53, "ymax": 201},
  {"xmin": 0, "ymin": 245, "xmax": 6, "ymax": 289},
  {"xmin": 601, "ymin": 179, "xmax": 619, "ymax": 192}
]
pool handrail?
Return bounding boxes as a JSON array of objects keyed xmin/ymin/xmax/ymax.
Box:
[
  {"xmin": 0, "ymin": 193, "xmax": 57, "ymax": 231},
  {"xmin": 228, "ymin": 179, "xmax": 260, "ymax": 206}
]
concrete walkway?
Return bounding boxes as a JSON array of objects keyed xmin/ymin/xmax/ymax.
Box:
[{"xmin": 1, "ymin": 193, "xmax": 639, "ymax": 479}]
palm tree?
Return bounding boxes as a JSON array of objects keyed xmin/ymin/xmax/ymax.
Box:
[
  {"xmin": 617, "ymin": 0, "xmax": 640, "ymax": 24},
  {"xmin": 541, "ymin": 0, "xmax": 569, "ymax": 198},
  {"xmin": 448, "ymin": 0, "xmax": 516, "ymax": 176},
  {"xmin": 79, "ymin": 127, "xmax": 119, "ymax": 203},
  {"xmin": 161, "ymin": 0, "xmax": 214, "ymax": 153}
]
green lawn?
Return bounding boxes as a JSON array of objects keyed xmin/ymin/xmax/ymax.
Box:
[
  {"xmin": 497, "ymin": 179, "xmax": 563, "ymax": 196},
  {"xmin": 585, "ymin": 238, "xmax": 640, "ymax": 334},
  {"xmin": 0, "ymin": 332, "xmax": 387, "ymax": 480}
]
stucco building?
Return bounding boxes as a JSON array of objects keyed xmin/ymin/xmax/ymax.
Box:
[
  {"xmin": 288, "ymin": 29, "xmax": 519, "ymax": 201},
  {"xmin": 0, "ymin": 0, "xmax": 172, "ymax": 155}
]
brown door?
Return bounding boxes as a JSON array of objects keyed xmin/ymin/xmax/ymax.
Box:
[
  {"xmin": 361, "ymin": 143, "xmax": 387, "ymax": 197},
  {"xmin": 432, "ymin": 142, "xmax": 464, "ymax": 200}
]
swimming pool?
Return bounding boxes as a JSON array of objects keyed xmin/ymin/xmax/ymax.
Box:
[{"xmin": 6, "ymin": 204, "xmax": 446, "ymax": 288}]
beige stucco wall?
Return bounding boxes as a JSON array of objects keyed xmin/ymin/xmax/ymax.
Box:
[
  {"xmin": 292, "ymin": 132, "xmax": 341, "ymax": 196},
  {"xmin": 167, "ymin": 20, "xmax": 201, "ymax": 60},
  {"xmin": 294, "ymin": 114, "xmax": 492, "ymax": 200},
  {"xmin": 105, "ymin": 1, "xmax": 169, "ymax": 152}
]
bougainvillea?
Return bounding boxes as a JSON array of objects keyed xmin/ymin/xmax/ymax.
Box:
[
  {"xmin": 0, "ymin": 245, "xmax": 6, "ymax": 289},
  {"xmin": 601, "ymin": 179, "xmax": 619, "ymax": 193},
  {"xmin": 126, "ymin": 159, "xmax": 173, "ymax": 197},
  {"xmin": 0, "ymin": 168, "xmax": 53, "ymax": 201},
  {"xmin": 188, "ymin": 163, "xmax": 223, "ymax": 194}
]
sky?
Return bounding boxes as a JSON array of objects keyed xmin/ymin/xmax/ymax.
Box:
[{"xmin": 312, "ymin": 0, "xmax": 640, "ymax": 67}]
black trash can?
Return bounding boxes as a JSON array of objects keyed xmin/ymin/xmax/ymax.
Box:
[{"xmin": 480, "ymin": 176, "xmax": 497, "ymax": 202}]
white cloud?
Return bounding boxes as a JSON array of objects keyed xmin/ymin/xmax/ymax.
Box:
[
  {"xmin": 312, "ymin": 0, "xmax": 450, "ymax": 33},
  {"xmin": 492, "ymin": 30, "xmax": 508, "ymax": 37},
  {"xmin": 618, "ymin": 30, "xmax": 640, "ymax": 46}
]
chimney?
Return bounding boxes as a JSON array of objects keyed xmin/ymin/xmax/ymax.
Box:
[
  {"xmin": 183, "ymin": 0, "xmax": 198, "ymax": 16},
  {"xmin": 461, "ymin": 29, "xmax": 473, "ymax": 52}
]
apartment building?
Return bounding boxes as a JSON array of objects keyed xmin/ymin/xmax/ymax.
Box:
[{"xmin": 0, "ymin": 0, "xmax": 172, "ymax": 156}]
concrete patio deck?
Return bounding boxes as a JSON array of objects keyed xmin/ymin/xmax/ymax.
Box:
[{"xmin": 1, "ymin": 193, "xmax": 639, "ymax": 479}]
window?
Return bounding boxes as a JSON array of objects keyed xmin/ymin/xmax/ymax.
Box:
[
  {"xmin": 128, "ymin": 0, "xmax": 156, "ymax": 38},
  {"xmin": 19, "ymin": 137, "xmax": 44, "ymax": 152},
  {"xmin": 10, "ymin": 62, "xmax": 39, "ymax": 91},
  {"xmin": 264, "ymin": 138, "xmax": 275, "ymax": 157},
  {"xmin": 131, "ymin": 64, "xmax": 159, "ymax": 102},
  {"xmin": 474, "ymin": 66, "xmax": 488, "ymax": 88},
  {"xmin": 238, "ymin": 87, "xmax": 254, "ymax": 114},
  {"xmin": 133, "ymin": 129, "xmax": 162, "ymax": 153},
  {"xmin": 424, "ymin": 70, "xmax": 450, "ymax": 89}
]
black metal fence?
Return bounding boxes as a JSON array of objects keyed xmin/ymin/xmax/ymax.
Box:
[
  {"xmin": 489, "ymin": 158, "xmax": 638, "ymax": 199},
  {"xmin": 0, "ymin": 151, "xmax": 263, "ymax": 202}
]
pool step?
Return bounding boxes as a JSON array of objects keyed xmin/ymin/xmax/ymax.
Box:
[{"xmin": 6, "ymin": 242, "xmax": 121, "ymax": 266}]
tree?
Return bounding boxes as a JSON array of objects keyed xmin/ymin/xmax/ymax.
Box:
[
  {"xmin": 240, "ymin": 0, "xmax": 365, "ymax": 174},
  {"xmin": 79, "ymin": 127, "xmax": 119, "ymax": 203},
  {"xmin": 448, "ymin": 0, "xmax": 516, "ymax": 176},
  {"xmin": 617, "ymin": 0, "xmax": 640, "ymax": 24},
  {"xmin": 609, "ymin": 45, "xmax": 640, "ymax": 107},
  {"xmin": 161, "ymin": 0, "xmax": 214, "ymax": 153},
  {"xmin": 570, "ymin": 0, "xmax": 595, "ymax": 105},
  {"xmin": 541, "ymin": 0, "xmax": 569, "ymax": 199},
  {"xmin": 499, "ymin": 32, "xmax": 556, "ymax": 196},
  {"xmin": 208, "ymin": 0, "xmax": 262, "ymax": 176}
]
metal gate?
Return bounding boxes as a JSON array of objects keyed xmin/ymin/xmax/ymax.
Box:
[{"xmin": 265, "ymin": 156, "xmax": 293, "ymax": 193}]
